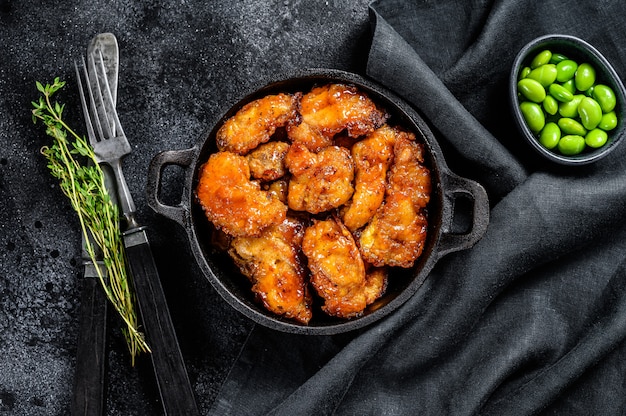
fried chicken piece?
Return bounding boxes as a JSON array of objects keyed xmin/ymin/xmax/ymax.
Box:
[
  {"xmin": 230, "ymin": 216, "xmax": 312, "ymax": 324},
  {"xmin": 196, "ymin": 151, "xmax": 287, "ymax": 237},
  {"xmin": 287, "ymin": 84, "xmax": 389, "ymax": 151},
  {"xmin": 341, "ymin": 125, "xmax": 398, "ymax": 231},
  {"xmin": 302, "ymin": 217, "xmax": 386, "ymax": 318},
  {"xmin": 284, "ymin": 142, "xmax": 354, "ymax": 214},
  {"xmin": 247, "ymin": 141, "xmax": 290, "ymax": 181},
  {"xmin": 265, "ymin": 178, "xmax": 289, "ymax": 204},
  {"xmin": 216, "ymin": 93, "xmax": 301, "ymax": 155},
  {"xmin": 358, "ymin": 135, "xmax": 431, "ymax": 268}
]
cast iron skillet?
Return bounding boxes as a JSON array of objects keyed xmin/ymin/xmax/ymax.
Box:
[{"xmin": 146, "ymin": 69, "xmax": 489, "ymax": 335}]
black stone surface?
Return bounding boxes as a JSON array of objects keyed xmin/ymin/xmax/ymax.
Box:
[{"xmin": 0, "ymin": 1, "xmax": 372, "ymax": 414}]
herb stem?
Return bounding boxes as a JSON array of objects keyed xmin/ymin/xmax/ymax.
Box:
[{"xmin": 32, "ymin": 78, "xmax": 149, "ymax": 365}]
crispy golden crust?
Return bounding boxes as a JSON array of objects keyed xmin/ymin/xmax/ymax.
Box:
[
  {"xmin": 230, "ymin": 216, "xmax": 312, "ymax": 324},
  {"xmin": 302, "ymin": 217, "xmax": 386, "ymax": 318},
  {"xmin": 196, "ymin": 151, "xmax": 287, "ymax": 237},
  {"xmin": 265, "ymin": 178, "xmax": 289, "ymax": 204},
  {"xmin": 358, "ymin": 135, "xmax": 431, "ymax": 268},
  {"xmin": 284, "ymin": 142, "xmax": 354, "ymax": 214},
  {"xmin": 247, "ymin": 141, "xmax": 290, "ymax": 181},
  {"xmin": 341, "ymin": 125, "xmax": 398, "ymax": 231},
  {"xmin": 287, "ymin": 84, "xmax": 389, "ymax": 151},
  {"xmin": 216, "ymin": 93, "xmax": 301, "ymax": 155}
]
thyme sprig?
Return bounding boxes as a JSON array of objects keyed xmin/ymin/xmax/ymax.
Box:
[{"xmin": 32, "ymin": 78, "xmax": 149, "ymax": 365}]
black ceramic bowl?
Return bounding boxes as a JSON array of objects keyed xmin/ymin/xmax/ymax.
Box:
[
  {"xmin": 510, "ymin": 34, "xmax": 626, "ymax": 165},
  {"xmin": 147, "ymin": 69, "xmax": 489, "ymax": 335}
]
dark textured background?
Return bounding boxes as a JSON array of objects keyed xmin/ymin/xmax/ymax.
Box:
[{"xmin": 0, "ymin": 1, "xmax": 372, "ymax": 414}]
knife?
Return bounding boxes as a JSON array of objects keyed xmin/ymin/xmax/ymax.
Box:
[
  {"xmin": 88, "ymin": 37, "xmax": 200, "ymax": 416},
  {"xmin": 70, "ymin": 33, "xmax": 119, "ymax": 416}
]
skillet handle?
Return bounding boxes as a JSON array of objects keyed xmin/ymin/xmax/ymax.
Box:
[
  {"xmin": 146, "ymin": 147, "xmax": 198, "ymax": 226},
  {"xmin": 437, "ymin": 172, "xmax": 489, "ymax": 258}
]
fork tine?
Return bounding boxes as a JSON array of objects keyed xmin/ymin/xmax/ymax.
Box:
[
  {"xmin": 91, "ymin": 49, "xmax": 126, "ymax": 141},
  {"xmin": 83, "ymin": 55, "xmax": 109, "ymax": 144},
  {"xmin": 74, "ymin": 60, "xmax": 98, "ymax": 146},
  {"xmin": 88, "ymin": 52, "xmax": 115, "ymax": 140},
  {"xmin": 77, "ymin": 56, "xmax": 109, "ymax": 146}
]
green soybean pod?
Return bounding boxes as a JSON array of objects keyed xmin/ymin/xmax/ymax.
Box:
[
  {"xmin": 528, "ymin": 64, "xmax": 557, "ymax": 87},
  {"xmin": 519, "ymin": 66, "xmax": 531, "ymax": 80},
  {"xmin": 558, "ymin": 94, "xmax": 584, "ymax": 118},
  {"xmin": 543, "ymin": 95, "xmax": 559, "ymax": 115},
  {"xmin": 585, "ymin": 128, "xmax": 608, "ymax": 148},
  {"xmin": 531, "ymin": 50, "xmax": 552, "ymax": 69},
  {"xmin": 549, "ymin": 83, "xmax": 574, "ymax": 102},
  {"xmin": 556, "ymin": 59, "xmax": 578, "ymax": 82},
  {"xmin": 539, "ymin": 122, "xmax": 561, "ymax": 149},
  {"xmin": 599, "ymin": 110, "xmax": 618, "ymax": 131},
  {"xmin": 550, "ymin": 53, "xmax": 568, "ymax": 64},
  {"xmin": 558, "ymin": 117, "xmax": 587, "ymax": 136},
  {"xmin": 578, "ymin": 97, "xmax": 603, "ymax": 130},
  {"xmin": 518, "ymin": 78, "xmax": 546, "ymax": 103},
  {"xmin": 558, "ymin": 135, "xmax": 586, "ymax": 155},
  {"xmin": 575, "ymin": 62, "xmax": 596, "ymax": 91},
  {"xmin": 520, "ymin": 101, "xmax": 545, "ymax": 133},
  {"xmin": 592, "ymin": 84, "xmax": 617, "ymax": 112},
  {"xmin": 561, "ymin": 79, "xmax": 576, "ymax": 94}
]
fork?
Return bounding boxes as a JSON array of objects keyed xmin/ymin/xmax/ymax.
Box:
[
  {"xmin": 75, "ymin": 52, "xmax": 199, "ymax": 416},
  {"xmin": 76, "ymin": 53, "xmax": 137, "ymax": 230}
]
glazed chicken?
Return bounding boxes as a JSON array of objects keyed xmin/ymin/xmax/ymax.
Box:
[
  {"xmin": 197, "ymin": 83, "xmax": 433, "ymax": 324},
  {"xmin": 246, "ymin": 141, "xmax": 290, "ymax": 181},
  {"xmin": 230, "ymin": 216, "xmax": 313, "ymax": 324},
  {"xmin": 358, "ymin": 134, "xmax": 431, "ymax": 268},
  {"xmin": 284, "ymin": 142, "xmax": 354, "ymax": 214},
  {"xmin": 287, "ymin": 83, "xmax": 389, "ymax": 151},
  {"xmin": 265, "ymin": 178, "xmax": 289, "ymax": 204},
  {"xmin": 196, "ymin": 151, "xmax": 287, "ymax": 237},
  {"xmin": 341, "ymin": 124, "xmax": 398, "ymax": 231},
  {"xmin": 302, "ymin": 217, "xmax": 386, "ymax": 318},
  {"xmin": 216, "ymin": 93, "xmax": 301, "ymax": 155}
]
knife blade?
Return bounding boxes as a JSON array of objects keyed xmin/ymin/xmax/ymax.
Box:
[
  {"xmin": 70, "ymin": 33, "xmax": 119, "ymax": 416},
  {"xmin": 89, "ymin": 36, "xmax": 200, "ymax": 416}
]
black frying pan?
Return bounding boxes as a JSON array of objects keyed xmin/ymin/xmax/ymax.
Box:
[{"xmin": 146, "ymin": 69, "xmax": 489, "ymax": 335}]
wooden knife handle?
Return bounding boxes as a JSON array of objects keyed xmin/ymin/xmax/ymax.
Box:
[
  {"xmin": 123, "ymin": 228, "xmax": 199, "ymax": 416},
  {"xmin": 71, "ymin": 273, "xmax": 107, "ymax": 416}
]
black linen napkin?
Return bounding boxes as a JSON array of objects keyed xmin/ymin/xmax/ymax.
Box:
[{"xmin": 210, "ymin": 1, "xmax": 626, "ymax": 415}]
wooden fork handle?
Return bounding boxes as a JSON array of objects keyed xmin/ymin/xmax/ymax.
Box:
[{"xmin": 123, "ymin": 227, "xmax": 199, "ymax": 416}]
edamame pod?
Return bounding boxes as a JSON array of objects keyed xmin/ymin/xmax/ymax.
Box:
[
  {"xmin": 599, "ymin": 111, "xmax": 617, "ymax": 131},
  {"xmin": 518, "ymin": 78, "xmax": 546, "ymax": 103},
  {"xmin": 558, "ymin": 135, "xmax": 586, "ymax": 155},
  {"xmin": 539, "ymin": 122, "xmax": 561, "ymax": 149},
  {"xmin": 519, "ymin": 66, "xmax": 531, "ymax": 80},
  {"xmin": 549, "ymin": 83, "xmax": 574, "ymax": 102},
  {"xmin": 531, "ymin": 50, "xmax": 552, "ymax": 69},
  {"xmin": 578, "ymin": 97, "xmax": 603, "ymax": 130},
  {"xmin": 575, "ymin": 63, "xmax": 596, "ymax": 91},
  {"xmin": 520, "ymin": 101, "xmax": 545, "ymax": 133},
  {"xmin": 558, "ymin": 117, "xmax": 587, "ymax": 136},
  {"xmin": 561, "ymin": 79, "xmax": 576, "ymax": 94},
  {"xmin": 543, "ymin": 95, "xmax": 559, "ymax": 115},
  {"xmin": 556, "ymin": 60, "xmax": 578, "ymax": 82},
  {"xmin": 585, "ymin": 129, "xmax": 608, "ymax": 148},
  {"xmin": 558, "ymin": 94, "xmax": 584, "ymax": 118},
  {"xmin": 592, "ymin": 84, "xmax": 616, "ymax": 112},
  {"xmin": 528, "ymin": 64, "xmax": 557, "ymax": 87},
  {"xmin": 549, "ymin": 53, "xmax": 568, "ymax": 64}
]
